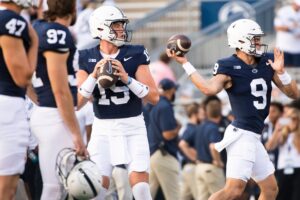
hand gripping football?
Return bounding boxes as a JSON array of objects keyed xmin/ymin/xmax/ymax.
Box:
[
  {"xmin": 167, "ymin": 34, "xmax": 191, "ymax": 57},
  {"xmin": 97, "ymin": 60, "xmax": 118, "ymax": 89}
]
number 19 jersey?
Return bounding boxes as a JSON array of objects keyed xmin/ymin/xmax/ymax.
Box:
[{"xmin": 214, "ymin": 54, "xmax": 275, "ymax": 134}]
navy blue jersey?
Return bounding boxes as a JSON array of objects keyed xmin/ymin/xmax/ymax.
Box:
[
  {"xmin": 0, "ymin": 9, "xmax": 30, "ymax": 98},
  {"xmin": 214, "ymin": 54, "xmax": 275, "ymax": 134},
  {"xmin": 180, "ymin": 123, "xmax": 197, "ymax": 164},
  {"xmin": 32, "ymin": 20, "xmax": 77, "ymax": 107},
  {"xmin": 79, "ymin": 44, "xmax": 150, "ymax": 119},
  {"xmin": 195, "ymin": 120, "xmax": 223, "ymax": 163},
  {"xmin": 147, "ymin": 96, "xmax": 179, "ymax": 159}
]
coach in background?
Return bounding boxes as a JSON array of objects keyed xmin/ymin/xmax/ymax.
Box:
[
  {"xmin": 147, "ymin": 78, "xmax": 181, "ymax": 200},
  {"xmin": 195, "ymin": 96, "xmax": 225, "ymax": 200},
  {"xmin": 178, "ymin": 102, "xmax": 200, "ymax": 200}
]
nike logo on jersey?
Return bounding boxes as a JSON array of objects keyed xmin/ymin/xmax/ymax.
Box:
[
  {"xmin": 88, "ymin": 58, "xmax": 97, "ymax": 63},
  {"xmin": 124, "ymin": 57, "xmax": 132, "ymax": 62},
  {"xmin": 233, "ymin": 65, "xmax": 241, "ymax": 69},
  {"xmin": 266, "ymin": 62, "xmax": 270, "ymax": 66}
]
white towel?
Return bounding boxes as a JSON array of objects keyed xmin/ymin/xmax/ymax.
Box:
[{"xmin": 214, "ymin": 125, "xmax": 243, "ymax": 152}]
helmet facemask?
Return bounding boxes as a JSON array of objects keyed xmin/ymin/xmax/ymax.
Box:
[
  {"xmin": 104, "ymin": 20, "xmax": 132, "ymax": 47},
  {"xmin": 55, "ymin": 148, "xmax": 102, "ymax": 199},
  {"xmin": 89, "ymin": 5, "xmax": 132, "ymax": 47},
  {"xmin": 2, "ymin": 0, "xmax": 39, "ymax": 8},
  {"xmin": 242, "ymin": 34, "xmax": 268, "ymax": 57}
]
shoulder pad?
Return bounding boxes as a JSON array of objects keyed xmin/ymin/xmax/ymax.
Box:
[
  {"xmin": 35, "ymin": 21, "xmax": 73, "ymax": 53},
  {"xmin": 0, "ymin": 10, "xmax": 28, "ymax": 39},
  {"xmin": 122, "ymin": 45, "xmax": 150, "ymax": 65}
]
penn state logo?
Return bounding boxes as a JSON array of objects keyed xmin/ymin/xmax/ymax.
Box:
[
  {"xmin": 218, "ymin": 1, "xmax": 255, "ymax": 23},
  {"xmin": 252, "ymin": 68, "xmax": 258, "ymax": 73}
]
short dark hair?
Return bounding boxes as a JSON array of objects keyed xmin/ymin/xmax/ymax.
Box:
[
  {"xmin": 159, "ymin": 52, "xmax": 171, "ymax": 64},
  {"xmin": 185, "ymin": 102, "xmax": 199, "ymax": 117},
  {"xmin": 44, "ymin": 0, "xmax": 76, "ymax": 21},
  {"xmin": 270, "ymin": 101, "xmax": 283, "ymax": 113},
  {"xmin": 202, "ymin": 95, "xmax": 221, "ymax": 108}
]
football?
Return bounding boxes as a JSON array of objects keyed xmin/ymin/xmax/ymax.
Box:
[
  {"xmin": 167, "ymin": 34, "xmax": 191, "ymax": 57},
  {"xmin": 97, "ymin": 60, "xmax": 118, "ymax": 89}
]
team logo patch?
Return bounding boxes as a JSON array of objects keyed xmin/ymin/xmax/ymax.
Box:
[
  {"xmin": 252, "ymin": 68, "xmax": 258, "ymax": 73},
  {"xmin": 88, "ymin": 58, "xmax": 97, "ymax": 63}
]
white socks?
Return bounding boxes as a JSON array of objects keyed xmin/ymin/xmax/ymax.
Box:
[{"xmin": 132, "ymin": 182, "xmax": 152, "ymax": 200}]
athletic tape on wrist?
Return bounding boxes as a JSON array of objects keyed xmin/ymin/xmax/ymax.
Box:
[
  {"xmin": 78, "ymin": 75, "xmax": 97, "ymax": 98},
  {"xmin": 127, "ymin": 77, "xmax": 149, "ymax": 98},
  {"xmin": 182, "ymin": 62, "xmax": 196, "ymax": 76},
  {"xmin": 278, "ymin": 71, "xmax": 292, "ymax": 85}
]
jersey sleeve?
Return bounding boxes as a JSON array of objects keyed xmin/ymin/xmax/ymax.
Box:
[
  {"xmin": 213, "ymin": 59, "xmax": 232, "ymax": 76},
  {"xmin": 128, "ymin": 45, "xmax": 151, "ymax": 66},
  {"xmin": 0, "ymin": 12, "xmax": 29, "ymax": 39},
  {"xmin": 39, "ymin": 25, "xmax": 72, "ymax": 54}
]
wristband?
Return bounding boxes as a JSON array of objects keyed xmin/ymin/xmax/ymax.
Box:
[
  {"xmin": 182, "ymin": 62, "xmax": 197, "ymax": 76},
  {"xmin": 127, "ymin": 76, "xmax": 132, "ymax": 85},
  {"xmin": 127, "ymin": 77, "xmax": 149, "ymax": 98},
  {"xmin": 78, "ymin": 75, "xmax": 97, "ymax": 98},
  {"xmin": 278, "ymin": 71, "xmax": 292, "ymax": 85}
]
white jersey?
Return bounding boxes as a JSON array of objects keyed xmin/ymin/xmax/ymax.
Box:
[
  {"xmin": 274, "ymin": 5, "xmax": 300, "ymax": 53},
  {"xmin": 277, "ymin": 133, "xmax": 300, "ymax": 170}
]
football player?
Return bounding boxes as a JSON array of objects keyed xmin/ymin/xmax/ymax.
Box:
[
  {"xmin": 77, "ymin": 5, "xmax": 159, "ymax": 200},
  {"xmin": 30, "ymin": 0, "xmax": 87, "ymax": 199},
  {"xmin": 167, "ymin": 19, "xmax": 299, "ymax": 200},
  {"xmin": 0, "ymin": 0, "xmax": 38, "ymax": 199}
]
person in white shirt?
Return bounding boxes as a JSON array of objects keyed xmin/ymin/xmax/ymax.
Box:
[{"xmin": 274, "ymin": 0, "xmax": 300, "ymax": 67}]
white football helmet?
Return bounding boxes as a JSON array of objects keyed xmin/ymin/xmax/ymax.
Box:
[
  {"xmin": 227, "ymin": 19, "xmax": 267, "ymax": 57},
  {"xmin": 56, "ymin": 148, "xmax": 102, "ymax": 200},
  {"xmin": 89, "ymin": 5, "xmax": 132, "ymax": 47},
  {"xmin": 0, "ymin": 0, "xmax": 38, "ymax": 8}
]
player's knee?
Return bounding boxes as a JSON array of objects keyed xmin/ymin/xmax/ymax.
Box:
[
  {"xmin": 261, "ymin": 183, "xmax": 278, "ymax": 197},
  {"xmin": 224, "ymin": 182, "xmax": 245, "ymax": 199},
  {"xmin": 129, "ymin": 171, "xmax": 149, "ymax": 187},
  {"xmin": 102, "ymin": 175, "xmax": 110, "ymax": 189}
]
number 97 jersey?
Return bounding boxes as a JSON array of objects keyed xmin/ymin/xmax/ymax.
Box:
[
  {"xmin": 32, "ymin": 20, "xmax": 77, "ymax": 107},
  {"xmin": 213, "ymin": 54, "xmax": 275, "ymax": 134}
]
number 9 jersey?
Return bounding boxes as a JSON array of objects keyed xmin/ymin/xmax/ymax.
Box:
[
  {"xmin": 32, "ymin": 19, "xmax": 77, "ymax": 107},
  {"xmin": 213, "ymin": 53, "xmax": 275, "ymax": 134}
]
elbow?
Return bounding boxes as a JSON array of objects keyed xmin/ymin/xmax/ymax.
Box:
[{"xmin": 145, "ymin": 90, "xmax": 160, "ymax": 105}]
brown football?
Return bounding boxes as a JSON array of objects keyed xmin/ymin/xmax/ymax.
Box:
[
  {"xmin": 167, "ymin": 34, "xmax": 191, "ymax": 57},
  {"xmin": 97, "ymin": 60, "xmax": 118, "ymax": 89}
]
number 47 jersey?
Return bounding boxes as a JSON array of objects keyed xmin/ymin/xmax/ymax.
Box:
[
  {"xmin": 32, "ymin": 20, "xmax": 77, "ymax": 107},
  {"xmin": 213, "ymin": 54, "xmax": 275, "ymax": 134},
  {"xmin": 0, "ymin": 9, "xmax": 30, "ymax": 98}
]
